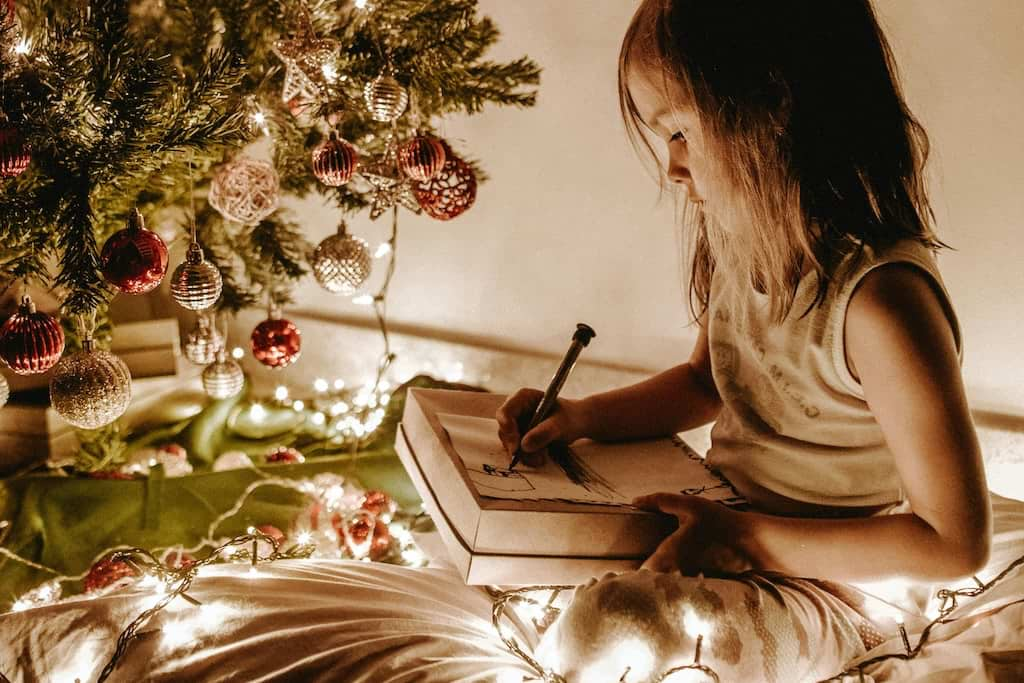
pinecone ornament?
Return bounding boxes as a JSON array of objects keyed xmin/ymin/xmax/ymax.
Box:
[
  {"xmin": 171, "ymin": 242, "xmax": 222, "ymax": 310},
  {"xmin": 309, "ymin": 222, "xmax": 371, "ymax": 295}
]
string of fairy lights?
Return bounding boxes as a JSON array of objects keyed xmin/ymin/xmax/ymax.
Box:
[{"xmin": 489, "ymin": 551, "xmax": 1024, "ymax": 683}]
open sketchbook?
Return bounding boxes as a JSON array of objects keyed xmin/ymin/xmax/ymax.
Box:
[{"xmin": 437, "ymin": 413, "xmax": 744, "ymax": 507}]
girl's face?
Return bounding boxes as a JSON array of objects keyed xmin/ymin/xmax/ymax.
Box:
[{"xmin": 627, "ymin": 64, "xmax": 709, "ymax": 203}]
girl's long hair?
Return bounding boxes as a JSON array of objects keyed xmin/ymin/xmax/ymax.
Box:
[{"xmin": 619, "ymin": 0, "xmax": 946, "ymax": 323}]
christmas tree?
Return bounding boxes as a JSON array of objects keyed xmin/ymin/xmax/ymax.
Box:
[{"xmin": 0, "ymin": 0, "xmax": 539, "ymax": 433}]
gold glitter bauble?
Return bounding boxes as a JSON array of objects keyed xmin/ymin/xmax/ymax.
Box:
[
  {"xmin": 310, "ymin": 223, "xmax": 371, "ymax": 295},
  {"xmin": 208, "ymin": 156, "xmax": 280, "ymax": 225},
  {"xmin": 363, "ymin": 73, "xmax": 408, "ymax": 123},
  {"xmin": 171, "ymin": 242, "xmax": 223, "ymax": 311},
  {"xmin": 184, "ymin": 316, "xmax": 224, "ymax": 365},
  {"xmin": 202, "ymin": 357, "xmax": 245, "ymax": 399},
  {"xmin": 49, "ymin": 343, "xmax": 132, "ymax": 429}
]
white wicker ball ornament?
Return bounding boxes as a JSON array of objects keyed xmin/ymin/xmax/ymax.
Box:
[
  {"xmin": 203, "ymin": 353, "xmax": 245, "ymax": 400},
  {"xmin": 49, "ymin": 340, "xmax": 132, "ymax": 429},
  {"xmin": 184, "ymin": 315, "xmax": 224, "ymax": 365},
  {"xmin": 208, "ymin": 156, "xmax": 280, "ymax": 224},
  {"xmin": 310, "ymin": 223, "xmax": 372, "ymax": 295},
  {"xmin": 171, "ymin": 242, "xmax": 223, "ymax": 311},
  {"xmin": 363, "ymin": 73, "xmax": 408, "ymax": 123}
]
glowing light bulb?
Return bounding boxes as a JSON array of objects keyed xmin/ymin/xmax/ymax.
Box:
[
  {"xmin": 683, "ymin": 610, "xmax": 710, "ymax": 638},
  {"xmin": 333, "ymin": 378, "xmax": 345, "ymax": 390},
  {"xmin": 296, "ymin": 531, "xmax": 314, "ymax": 545},
  {"xmin": 275, "ymin": 385, "xmax": 289, "ymax": 401},
  {"xmin": 354, "ymin": 0, "xmax": 368, "ymax": 8},
  {"xmin": 311, "ymin": 412, "xmax": 326, "ymax": 426},
  {"xmin": 231, "ymin": 346, "xmax": 245, "ymax": 359},
  {"xmin": 374, "ymin": 242, "xmax": 392, "ymax": 258},
  {"xmin": 321, "ymin": 62, "xmax": 338, "ymax": 82},
  {"xmin": 292, "ymin": 399, "xmax": 305, "ymax": 411},
  {"xmin": 13, "ymin": 38, "xmax": 31, "ymax": 55},
  {"xmin": 249, "ymin": 403, "xmax": 267, "ymax": 423},
  {"xmin": 330, "ymin": 401, "xmax": 349, "ymax": 416},
  {"xmin": 314, "ymin": 378, "xmax": 329, "ymax": 392},
  {"xmin": 352, "ymin": 294, "xmax": 374, "ymax": 306}
]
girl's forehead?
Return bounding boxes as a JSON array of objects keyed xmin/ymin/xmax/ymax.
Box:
[{"xmin": 626, "ymin": 64, "xmax": 696, "ymax": 127}]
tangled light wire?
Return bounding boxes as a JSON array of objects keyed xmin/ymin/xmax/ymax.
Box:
[{"xmin": 490, "ymin": 552, "xmax": 1024, "ymax": 683}]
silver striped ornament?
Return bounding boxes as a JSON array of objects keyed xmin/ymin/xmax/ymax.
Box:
[
  {"xmin": 202, "ymin": 355, "xmax": 245, "ymax": 399},
  {"xmin": 363, "ymin": 73, "xmax": 408, "ymax": 123},
  {"xmin": 310, "ymin": 223, "xmax": 371, "ymax": 295},
  {"xmin": 171, "ymin": 242, "xmax": 223, "ymax": 311}
]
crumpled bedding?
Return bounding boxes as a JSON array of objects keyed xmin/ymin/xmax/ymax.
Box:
[
  {"xmin": 1, "ymin": 494, "xmax": 1021, "ymax": 683},
  {"xmin": 0, "ymin": 561, "xmax": 533, "ymax": 683}
]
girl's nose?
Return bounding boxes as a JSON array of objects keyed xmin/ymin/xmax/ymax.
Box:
[{"xmin": 667, "ymin": 159, "xmax": 692, "ymax": 187}]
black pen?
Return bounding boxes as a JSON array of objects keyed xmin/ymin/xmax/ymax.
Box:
[{"xmin": 509, "ymin": 323, "xmax": 596, "ymax": 470}]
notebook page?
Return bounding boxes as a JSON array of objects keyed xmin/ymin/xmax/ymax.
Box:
[{"xmin": 437, "ymin": 413, "xmax": 741, "ymax": 506}]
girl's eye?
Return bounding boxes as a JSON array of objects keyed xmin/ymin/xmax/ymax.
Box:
[{"xmin": 670, "ymin": 131, "xmax": 687, "ymax": 143}]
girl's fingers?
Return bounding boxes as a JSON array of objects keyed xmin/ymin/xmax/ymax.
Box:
[
  {"xmin": 632, "ymin": 492, "xmax": 695, "ymax": 516},
  {"xmin": 641, "ymin": 528, "xmax": 690, "ymax": 572},
  {"xmin": 520, "ymin": 417, "xmax": 562, "ymax": 453},
  {"xmin": 496, "ymin": 389, "xmax": 542, "ymax": 455}
]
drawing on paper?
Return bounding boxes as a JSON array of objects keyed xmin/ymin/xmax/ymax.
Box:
[
  {"xmin": 548, "ymin": 442, "xmax": 619, "ymax": 499},
  {"xmin": 468, "ymin": 464, "xmax": 537, "ymax": 492}
]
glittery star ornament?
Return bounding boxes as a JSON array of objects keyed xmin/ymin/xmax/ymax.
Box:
[
  {"xmin": 272, "ymin": 19, "xmax": 340, "ymax": 104},
  {"xmin": 359, "ymin": 157, "xmax": 422, "ymax": 220}
]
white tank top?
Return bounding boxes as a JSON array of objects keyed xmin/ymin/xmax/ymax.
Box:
[{"xmin": 704, "ymin": 239, "xmax": 962, "ymax": 514}]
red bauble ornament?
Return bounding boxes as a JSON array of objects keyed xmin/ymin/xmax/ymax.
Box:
[
  {"xmin": 312, "ymin": 132, "xmax": 358, "ymax": 187},
  {"xmin": 413, "ymin": 142, "xmax": 477, "ymax": 220},
  {"xmin": 158, "ymin": 443, "xmax": 187, "ymax": 459},
  {"xmin": 341, "ymin": 516, "xmax": 392, "ymax": 560},
  {"xmin": 164, "ymin": 550, "xmax": 196, "ymax": 570},
  {"xmin": 398, "ymin": 134, "xmax": 446, "ymax": 182},
  {"xmin": 84, "ymin": 558, "xmax": 138, "ymax": 593},
  {"xmin": 251, "ymin": 316, "xmax": 302, "ymax": 368},
  {"xmin": 360, "ymin": 490, "xmax": 397, "ymax": 521},
  {"xmin": 0, "ymin": 295, "xmax": 65, "ymax": 375},
  {"xmin": 100, "ymin": 209, "xmax": 168, "ymax": 294},
  {"xmin": 256, "ymin": 524, "xmax": 286, "ymax": 545},
  {"xmin": 266, "ymin": 445, "xmax": 305, "ymax": 464},
  {"xmin": 0, "ymin": 124, "xmax": 30, "ymax": 178}
]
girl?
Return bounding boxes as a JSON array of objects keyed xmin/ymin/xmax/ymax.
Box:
[{"xmin": 498, "ymin": 0, "xmax": 1022, "ymax": 680}]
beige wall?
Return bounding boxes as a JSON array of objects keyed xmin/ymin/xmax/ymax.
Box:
[{"xmin": 283, "ymin": 1, "xmax": 1024, "ymax": 412}]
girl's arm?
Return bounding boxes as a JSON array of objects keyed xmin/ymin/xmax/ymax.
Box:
[
  {"xmin": 738, "ymin": 264, "xmax": 991, "ymax": 582},
  {"xmin": 497, "ymin": 314, "xmax": 722, "ymax": 456},
  {"xmin": 580, "ymin": 313, "xmax": 722, "ymax": 442},
  {"xmin": 640, "ymin": 265, "xmax": 991, "ymax": 583}
]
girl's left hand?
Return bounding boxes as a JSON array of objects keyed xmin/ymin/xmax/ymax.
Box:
[{"xmin": 632, "ymin": 493, "xmax": 753, "ymax": 575}]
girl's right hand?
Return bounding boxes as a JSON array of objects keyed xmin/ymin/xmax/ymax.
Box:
[{"xmin": 495, "ymin": 388, "xmax": 591, "ymax": 466}]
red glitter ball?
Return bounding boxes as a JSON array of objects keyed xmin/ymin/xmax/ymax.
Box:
[
  {"xmin": 99, "ymin": 220, "xmax": 168, "ymax": 294},
  {"xmin": 336, "ymin": 516, "xmax": 392, "ymax": 561},
  {"xmin": 0, "ymin": 125, "xmax": 31, "ymax": 178},
  {"xmin": 360, "ymin": 490, "xmax": 396, "ymax": 519},
  {"xmin": 265, "ymin": 446, "xmax": 304, "ymax": 464},
  {"xmin": 84, "ymin": 558, "xmax": 138, "ymax": 593},
  {"xmin": 250, "ymin": 317, "xmax": 301, "ymax": 368},
  {"xmin": 0, "ymin": 296, "xmax": 65, "ymax": 375},
  {"xmin": 312, "ymin": 133, "xmax": 358, "ymax": 187}
]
